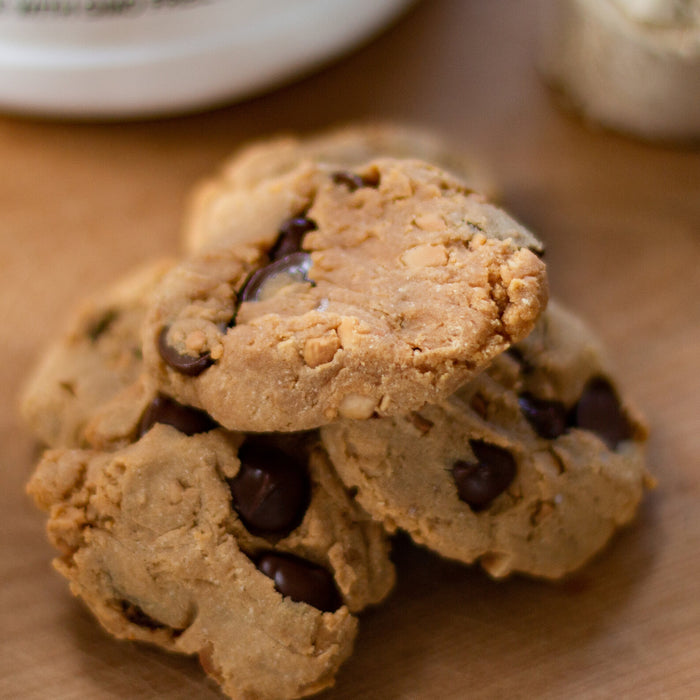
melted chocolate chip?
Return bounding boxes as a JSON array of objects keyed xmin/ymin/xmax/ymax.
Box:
[
  {"xmin": 269, "ymin": 215, "xmax": 317, "ymax": 261},
  {"xmin": 452, "ymin": 440, "xmax": 517, "ymax": 512},
  {"xmin": 157, "ymin": 326, "xmax": 213, "ymax": 376},
  {"xmin": 571, "ymin": 376, "xmax": 633, "ymax": 449},
  {"xmin": 238, "ymin": 252, "xmax": 313, "ymax": 304},
  {"xmin": 257, "ymin": 552, "xmax": 341, "ymax": 612},
  {"xmin": 228, "ymin": 442, "xmax": 309, "ymax": 535},
  {"xmin": 518, "ymin": 393, "xmax": 568, "ymax": 439},
  {"xmin": 138, "ymin": 394, "xmax": 217, "ymax": 437},
  {"xmin": 331, "ymin": 169, "xmax": 380, "ymax": 192}
]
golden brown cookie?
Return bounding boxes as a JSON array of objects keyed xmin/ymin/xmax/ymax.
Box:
[
  {"xmin": 144, "ymin": 157, "xmax": 547, "ymax": 432},
  {"xmin": 183, "ymin": 122, "xmax": 498, "ymax": 253},
  {"xmin": 321, "ymin": 301, "xmax": 652, "ymax": 580},
  {"xmin": 20, "ymin": 260, "xmax": 173, "ymax": 448},
  {"xmin": 28, "ymin": 390, "xmax": 395, "ymax": 699}
]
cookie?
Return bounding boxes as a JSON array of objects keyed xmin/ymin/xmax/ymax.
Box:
[
  {"xmin": 321, "ymin": 301, "xmax": 652, "ymax": 580},
  {"xmin": 27, "ymin": 388, "xmax": 395, "ymax": 700},
  {"xmin": 20, "ymin": 259, "xmax": 173, "ymax": 448},
  {"xmin": 183, "ymin": 122, "xmax": 498, "ymax": 253},
  {"xmin": 143, "ymin": 157, "xmax": 548, "ymax": 432}
]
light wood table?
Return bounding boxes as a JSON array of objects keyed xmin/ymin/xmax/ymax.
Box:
[{"xmin": 1, "ymin": 2, "xmax": 698, "ymax": 698}]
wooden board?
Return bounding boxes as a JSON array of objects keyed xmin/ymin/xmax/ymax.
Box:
[{"xmin": 1, "ymin": 2, "xmax": 699, "ymax": 698}]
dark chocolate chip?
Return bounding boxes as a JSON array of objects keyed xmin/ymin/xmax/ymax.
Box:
[
  {"xmin": 257, "ymin": 552, "xmax": 341, "ymax": 612},
  {"xmin": 238, "ymin": 252, "xmax": 313, "ymax": 304},
  {"xmin": 571, "ymin": 376, "xmax": 633, "ymax": 449},
  {"xmin": 452, "ymin": 440, "xmax": 517, "ymax": 512},
  {"xmin": 228, "ymin": 442, "xmax": 309, "ymax": 536},
  {"xmin": 331, "ymin": 169, "xmax": 380, "ymax": 192},
  {"xmin": 87, "ymin": 309, "xmax": 118, "ymax": 342},
  {"xmin": 138, "ymin": 394, "xmax": 217, "ymax": 437},
  {"xmin": 505, "ymin": 346, "xmax": 536, "ymax": 374},
  {"xmin": 518, "ymin": 393, "xmax": 568, "ymax": 439},
  {"xmin": 269, "ymin": 215, "xmax": 317, "ymax": 261},
  {"xmin": 157, "ymin": 326, "xmax": 213, "ymax": 376}
]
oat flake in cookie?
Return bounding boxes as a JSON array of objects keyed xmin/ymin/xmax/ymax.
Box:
[
  {"xmin": 27, "ymin": 386, "xmax": 395, "ymax": 700},
  {"xmin": 321, "ymin": 301, "xmax": 653, "ymax": 580},
  {"xmin": 143, "ymin": 157, "xmax": 548, "ymax": 432}
]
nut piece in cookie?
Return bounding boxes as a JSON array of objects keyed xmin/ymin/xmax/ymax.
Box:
[
  {"xmin": 144, "ymin": 158, "xmax": 548, "ymax": 432},
  {"xmin": 27, "ymin": 385, "xmax": 394, "ymax": 700},
  {"xmin": 321, "ymin": 301, "xmax": 652, "ymax": 580},
  {"xmin": 20, "ymin": 259, "xmax": 173, "ymax": 448}
]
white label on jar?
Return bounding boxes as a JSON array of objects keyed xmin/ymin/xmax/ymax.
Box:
[
  {"xmin": 0, "ymin": 0, "xmax": 274, "ymax": 47},
  {"xmin": 0, "ymin": 0, "xmax": 210, "ymax": 18}
]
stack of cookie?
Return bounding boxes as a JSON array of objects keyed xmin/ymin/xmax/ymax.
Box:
[{"xmin": 21, "ymin": 125, "xmax": 652, "ymax": 700}]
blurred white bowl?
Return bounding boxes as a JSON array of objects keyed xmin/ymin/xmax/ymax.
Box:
[{"xmin": 0, "ymin": 0, "xmax": 413, "ymax": 119}]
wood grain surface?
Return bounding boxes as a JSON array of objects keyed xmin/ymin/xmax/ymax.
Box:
[{"xmin": 1, "ymin": 2, "xmax": 699, "ymax": 698}]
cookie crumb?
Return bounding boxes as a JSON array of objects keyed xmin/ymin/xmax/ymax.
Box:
[
  {"xmin": 304, "ymin": 334, "xmax": 341, "ymax": 368},
  {"xmin": 414, "ymin": 213, "xmax": 446, "ymax": 232},
  {"xmin": 185, "ymin": 329, "xmax": 208, "ymax": 355},
  {"xmin": 338, "ymin": 395, "xmax": 376, "ymax": 420},
  {"xmin": 401, "ymin": 244, "xmax": 448, "ymax": 268}
]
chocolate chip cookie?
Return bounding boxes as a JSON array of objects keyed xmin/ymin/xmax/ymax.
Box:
[
  {"xmin": 183, "ymin": 122, "xmax": 497, "ymax": 253},
  {"xmin": 144, "ymin": 157, "xmax": 548, "ymax": 432},
  {"xmin": 20, "ymin": 260, "xmax": 173, "ymax": 448},
  {"xmin": 28, "ymin": 390, "xmax": 395, "ymax": 700},
  {"xmin": 321, "ymin": 301, "xmax": 652, "ymax": 580}
]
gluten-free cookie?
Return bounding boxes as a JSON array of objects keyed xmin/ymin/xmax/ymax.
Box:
[
  {"xmin": 28, "ymin": 389, "xmax": 395, "ymax": 700},
  {"xmin": 321, "ymin": 301, "xmax": 652, "ymax": 580},
  {"xmin": 183, "ymin": 122, "xmax": 497, "ymax": 253},
  {"xmin": 144, "ymin": 157, "xmax": 548, "ymax": 432},
  {"xmin": 20, "ymin": 260, "xmax": 173, "ymax": 448}
]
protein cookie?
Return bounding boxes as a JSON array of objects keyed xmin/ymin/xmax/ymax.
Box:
[
  {"xmin": 183, "ymin": 122, "xmax": 497, "ymax": 253},
  {"xmin": 20, "ymin": 259, "xmax": 173, "ymax": 448},
  {"xmin": 321, "ymin": 301, "xmax": 652, "ymax": 580},
  {"xmin": 27, "ymin": 388, "xmax": 395, "ymax": 700},
  {"xmin": 143, "ymin": 157, "xmax": 548, "ymax": 432}
]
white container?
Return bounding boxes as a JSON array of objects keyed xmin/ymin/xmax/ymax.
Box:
[
  {"xmin": 0, "ymin": 0, "xmax": 413, "ymax": 119},
  {"xmin": 537, "ymin": 0, "xmax": 700, "ymax": 141}
]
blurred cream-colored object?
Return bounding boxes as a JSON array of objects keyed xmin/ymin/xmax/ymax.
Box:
[
  {"xmin": 0, "ymin": 0, "xmax": 412, "ymax": 119},
  {"xmin": 538, "ymin": 0, "xmax": 700, "ymax": 141}
]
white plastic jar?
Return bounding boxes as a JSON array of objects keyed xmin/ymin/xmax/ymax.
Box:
[
  {"xmin": 0, "ymin": 0, "xmax": 412, "ymax": 118},
  {"xmin": 537, "ymin": 0, "xmax": 700, "ymax": 141}
]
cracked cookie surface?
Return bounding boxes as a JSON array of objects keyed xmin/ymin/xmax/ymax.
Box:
[
  {"xmin": 27, "ymin": 393, "xmax": 395, "ymax": 700},
  {"xmin": 321, "ymin": 301, "xmax": 652, "ymax": 580},
  {"xmin": 144, "ymin": 157, "xmax": 548, "ymax": 432},
  {"xmin": 183, "ymin": 122, "xmax": 497, "ymax": 253}
]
